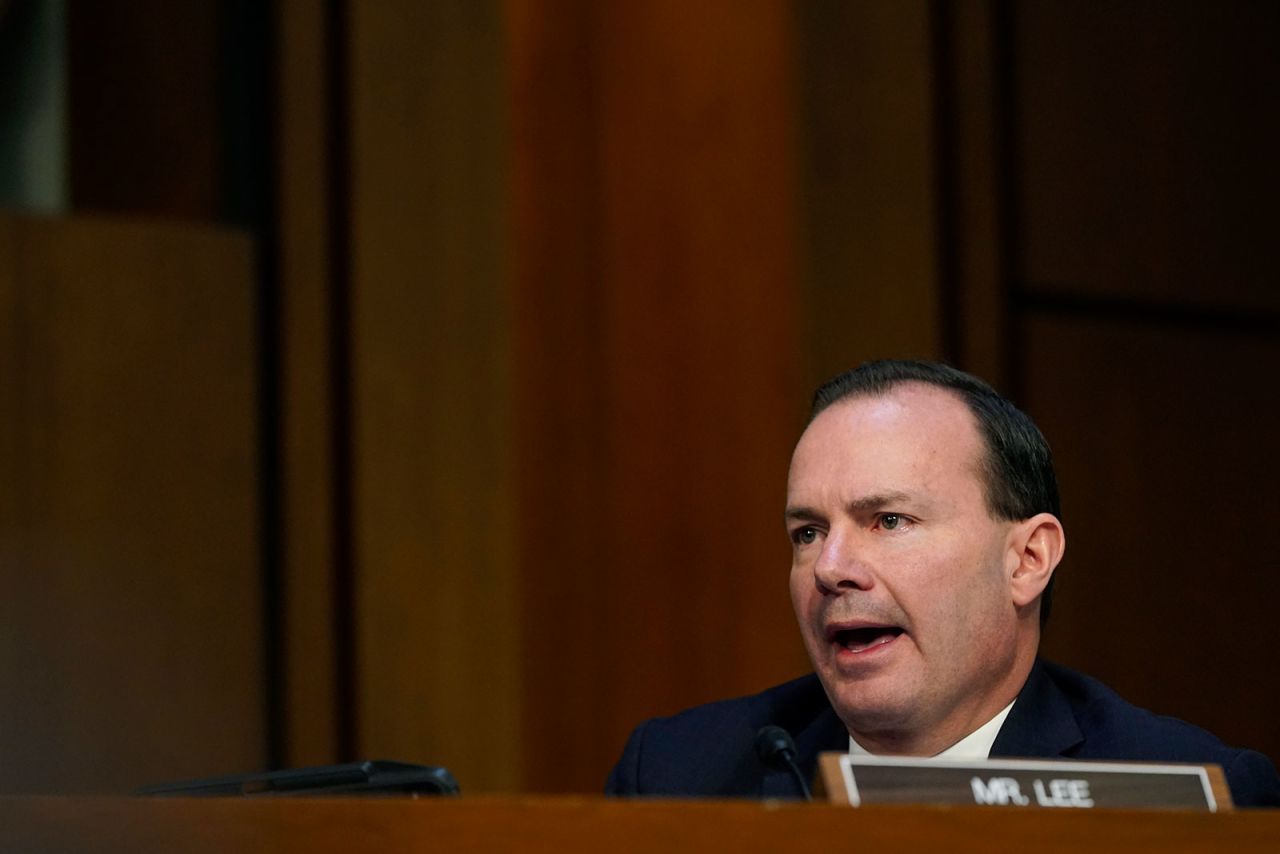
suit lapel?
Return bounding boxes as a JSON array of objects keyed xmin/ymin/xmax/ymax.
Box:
[{"xmin": 991, "ymin": 658, "xmax": 1084, "ymax": 759}]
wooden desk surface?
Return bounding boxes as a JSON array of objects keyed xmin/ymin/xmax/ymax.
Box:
[{"xmin": 2, "ymin": 795, "xmax": 1278, "ymax": 853}]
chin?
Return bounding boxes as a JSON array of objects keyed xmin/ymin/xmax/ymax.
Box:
[
  {"xmin": 823, "ymin": 677, "xmax": 917, "ymax": 735},
  {"xmin": 835, "ymin": 700, "xmax": 916, "ymax": 736}
]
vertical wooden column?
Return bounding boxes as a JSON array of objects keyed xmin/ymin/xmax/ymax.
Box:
[
  {"xmin": 510, "ymin": 0, "xmax": 807, "ymax": 792},
  {"xmin": 794, "ymin": 0, "xmax": 943, "ymax": 385},
  {"xmin": 934, "ymin": 0, "xmax": 1007, "ymax": 384},
  {"xmin": 346, "ymin": 1, "xmax": 519, "ymax": 791},
  {"xmin": 276, "ymin": 0, "xmax": 340, "ymax": 768}
]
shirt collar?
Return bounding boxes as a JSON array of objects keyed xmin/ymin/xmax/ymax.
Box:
[{"xmin": 847, "ymin": 699, "xmax": 1016, "ymax": 760}]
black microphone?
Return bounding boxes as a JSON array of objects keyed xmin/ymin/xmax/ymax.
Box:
[{"xmin": 754, "ymin": 725, "xmax": 812, "ymax": 801}]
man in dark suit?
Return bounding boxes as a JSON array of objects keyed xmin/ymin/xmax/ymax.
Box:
[{"xmin": 606, "ymin": 361, "xmax": 1280, "ymax": 807}]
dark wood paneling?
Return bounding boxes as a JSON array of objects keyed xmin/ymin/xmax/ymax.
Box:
[
  {"xmin": 796, "ymin": 0, "xmax": 942, "ymax": 384},
  {"xmin": 1027, "ymin": 313, "xmax": 1280, "ymax": 765},
  {"xmin": 1014, "ymin": 2, "xmax": 1280, "ymax": 310},
  {"xmin": 507, "ymin": 0, "xmax": 610, "ymax": 794},
  {"xmin": 67, "ymin": 0, "xmax": 222, "ymax": 219},
  {"xmin": 346, "ymin": 0, "xmax": 518, "ymax": 792},
  {"xmin": 938, "ymin": 0, "xmax": 1007, "ymax": 383},
  {"xmin": 0, "ymin": 215, "xmax": 264, "ymax": 792},
  {"xmin": 511, "ymin": 0, "xmax": 808, "ymax": 793},
  {"xmin": 276, "ymin": 0, "xmax": 339, "ymax": 769}
]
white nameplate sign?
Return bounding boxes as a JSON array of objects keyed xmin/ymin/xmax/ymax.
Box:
[{"xmin": 816, "ymin": 753, "xmax": 1230, "ymax": 811}]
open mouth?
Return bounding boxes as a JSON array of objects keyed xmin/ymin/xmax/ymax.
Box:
[{"xmin": 829, "ymin": 625, "xmax": 905, "ymax": 654}]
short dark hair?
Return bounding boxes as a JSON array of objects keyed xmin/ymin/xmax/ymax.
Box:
[{"xmin": 809, "ymin": 360, "xmax": 1061, "ymax": 623}]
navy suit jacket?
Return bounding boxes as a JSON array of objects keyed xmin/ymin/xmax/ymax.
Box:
[{"xmin": 606, "ymin": 659, "xmax": 1280, "ymax": 807}]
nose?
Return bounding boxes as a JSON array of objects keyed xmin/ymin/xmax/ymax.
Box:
[{"xmin": 811, "ymin": 528, "xmax": 874, "ymax": 595}]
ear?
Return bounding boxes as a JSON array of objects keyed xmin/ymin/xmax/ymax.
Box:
[{"xmin": 1006, "ymin": 513, "xmax": 1066, "ymax": 609}]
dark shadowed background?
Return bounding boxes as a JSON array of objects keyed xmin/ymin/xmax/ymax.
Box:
[{"xmin": 1, "ymin": 0, "xmax": 1276, "ymax": 794}]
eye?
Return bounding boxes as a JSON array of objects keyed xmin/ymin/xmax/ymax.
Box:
[
  {"xmin": 877, "ymin": 513, "xmax": 909, "ymax": 531},
  {"xmin": 791, "ymin": 526, "xmax": 819, "ymax": 546}
]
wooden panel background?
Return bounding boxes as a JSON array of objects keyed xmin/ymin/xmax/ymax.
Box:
[
  {"xmin": 1014, "ymin": 1, "xmax": 1280, "ymax": 311},
  {"xmin": 796, "ymin": 0, "xmax": 942, "ymax": 384},
  {"xmin": 1027, "ymin": 316, "xmax": 1280, "ymax": 760},
  {"xmin": 66, "ymin": 0, "xmax": 222, "ymax": 219},
  {"xmin": 1002, "ymin": 1, "xmax": 1280, "ymax": 764},
  {"xmin": 345, "ymin": 0, "xmax": 520, "ymax": 792},
  {"xmin": 276, "ymin": 0, "xmax": 339, "ymax": 769},
  {"xmin": 939, "ymin": 0, "xmax": 1006, "ymax": 384},
  {"xmin": 510, "ymin": 0, "xmax": 808, "ymax": 793},
  {"xmin": 0, "ymin": 216, "xmax": 264, "ymax": 792}
]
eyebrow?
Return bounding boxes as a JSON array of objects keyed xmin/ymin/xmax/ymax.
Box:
[
  {"xmin": 784, "ymin": 491, "xmax": 917, "ymax": 524},
  {"xmin": 784, "ymin": 506, "xmax": 822, "ymax": 524},
  {"xmin": 845, "ymin": 491, "xmax": 915, "ymax": 514}
]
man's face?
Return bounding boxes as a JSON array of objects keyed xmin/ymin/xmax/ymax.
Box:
[{"xmin": 786, "ymin": 384, "xmax": 1025, "ymax": 752}]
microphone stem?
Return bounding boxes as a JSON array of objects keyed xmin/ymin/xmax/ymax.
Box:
[{"xmin": 785, "ymin": 756, "xmax": 812, "ymax": 801}]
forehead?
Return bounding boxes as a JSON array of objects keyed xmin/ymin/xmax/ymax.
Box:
[{"xmin": 788, "ymin": 384, "xmax": 987, "ymax": 499}]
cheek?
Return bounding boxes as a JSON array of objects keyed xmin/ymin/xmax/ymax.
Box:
[
  {"xmin": 890, "ymin": 545, "xmax": 987, "ymax": 624},
  {"xmin": 924, "ymin": 543, "xmax": 1010, "ymax": 629},
  {"xmin": 789, "ymin": 562, "xmax": 825, "ymax": 636},
  {"xmin": 788, "ymin": 563, "xmax": 808, "ymax": 612}
]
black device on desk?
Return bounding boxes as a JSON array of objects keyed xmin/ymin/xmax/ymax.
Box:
[{"xmin": 136, "ymin": 760, "xmax": 459, "ymax": 797}]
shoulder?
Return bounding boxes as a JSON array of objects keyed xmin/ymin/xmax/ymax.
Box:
[
  {"xmin": 1041, "ymin": 660, "xmax": 1242, "ymax": 758},
  {"xmin": 1039, "ymin": 660, "xmax": 1280, "ymax": 807},
  {"xmin": 605, "ymin": 674, "xmax": 830, "ymax": 797}
]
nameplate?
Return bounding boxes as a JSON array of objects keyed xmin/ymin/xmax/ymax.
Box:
[{"xmin": 816, "ymin": 753, "xmax": 1230, "ymax": 811}]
